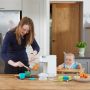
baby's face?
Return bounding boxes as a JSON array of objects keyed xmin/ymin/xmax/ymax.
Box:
[{"xmin": 65, "ymin": 55, "xmax": 74, "ymax": 65}]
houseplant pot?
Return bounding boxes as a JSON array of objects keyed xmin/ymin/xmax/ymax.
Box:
[
  {"xmin": 76, "ymin": 41, "xmax": 87, "ymax": 57},
  {"xmin": 79, "ymin": 48, "xmax": 85, "ymax": 57}
]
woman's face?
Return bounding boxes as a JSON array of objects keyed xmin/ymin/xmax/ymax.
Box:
[{"xmin": 19, "ymin": 24, "xmax": 30, "ymax": 36}]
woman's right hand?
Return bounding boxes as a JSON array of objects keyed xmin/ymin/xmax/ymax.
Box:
[
  {"xmin": 14, "ymin": 61, "xmax": 25, "ymax": 67},
  {"xmin": 8, "ymin": 60, "xmax": 25, "ymax": 67}
]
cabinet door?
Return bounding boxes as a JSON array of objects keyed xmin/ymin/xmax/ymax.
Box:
[
  {"xmin": 76, "ymin": 59, "xmax": 89, "ymax": 73},
  {"xmin": 0, "ymin": 0, "xmax": 22, "ymax": 10}
]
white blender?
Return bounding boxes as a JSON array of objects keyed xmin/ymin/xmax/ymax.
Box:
[{"xmin": 39, "ymin": 55, "xmax": 57, "ymax": 79}]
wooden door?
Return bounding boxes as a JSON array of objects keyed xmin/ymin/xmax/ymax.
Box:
[{"xmin": 51, "ymin": 2, "xmax": 83, "ymax": 65}]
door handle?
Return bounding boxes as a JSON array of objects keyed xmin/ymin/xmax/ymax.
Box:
[{"xmin": 52, "ymin": 40, "xmax": 55, "ymax": 42}]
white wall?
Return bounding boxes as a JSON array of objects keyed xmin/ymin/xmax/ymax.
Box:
[
  {"xmin": 39, "ymin": 0, "xmax": 50, "ymax": 55},
  {"xmin": 22, "ymin": 0, "xmax": 50, "ymax": 56},
  {"xmin": 83, "ymin": 0, "xmax": 90, "ymax": 56}
]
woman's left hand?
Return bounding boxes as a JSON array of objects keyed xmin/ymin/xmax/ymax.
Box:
[
  {"xmin": 32, "ymin": 50, "xmax": 38, "ymax": 56},
  {"xmin": 29, "ymin": 51, "xmax": 37, "ymax": 60},
  {"xmin": 29, "ymin": 54, "xmax": 37, "ymax": 64}
]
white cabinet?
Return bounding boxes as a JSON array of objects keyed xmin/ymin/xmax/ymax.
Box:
[
  {"xmin": 0, "ymin": 0, "xmax": 22, "ymax": 10},
  {"xmin": 75, "ymin": 58, "xmax": 90, "ymax": 74}
]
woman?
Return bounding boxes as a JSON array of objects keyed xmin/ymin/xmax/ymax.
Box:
[{"xmin": 1, "ymin": 17, "xmax": 40, "ymax": 74}]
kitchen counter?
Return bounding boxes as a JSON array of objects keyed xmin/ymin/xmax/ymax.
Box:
[
  {"xmin": 75, "ymin": 56, "xmax": 90, "ymax": 59},
  {"xmin": 0, "ymin": 74, "xmax": 90, "ymax": 90}
]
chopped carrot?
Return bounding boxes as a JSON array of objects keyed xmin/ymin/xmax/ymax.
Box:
[
  {"xmin": 32, "ymin": 64, "xmax": 39, "ymax": 71},
  {"xmin": 79, "ymin": 73, "xmax": 88, "ymax": 78}
]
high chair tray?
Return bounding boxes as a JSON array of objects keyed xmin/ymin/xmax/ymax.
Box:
[{"xmin": 57, "ymin": 68, "xmax": 82, "ymax": 73}]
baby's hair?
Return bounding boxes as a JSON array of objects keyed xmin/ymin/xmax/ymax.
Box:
[
  {"xmin": 65, "ymin": 53, "xmax": 75, "ymax": 58},
  {"xmin": 64, "ymin": 52, "xmax": 75, "ymax": 61}
]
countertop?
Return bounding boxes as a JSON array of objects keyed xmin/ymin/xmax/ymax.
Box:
[
  {"xmin": 0, "ymin": 74, "xmax": 90, "ymax": 90},
  {"xmin": 75, "ymin": 56, "xmax": 90, "ymax": 59}
]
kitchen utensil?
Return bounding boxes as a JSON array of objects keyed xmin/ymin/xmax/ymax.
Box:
[
  {"xmin": 23, "ymin": 65, "xmax": 30, "ymax": 71},
  {"xmin": 19, "ymin": 73, "xmax": 25, "ymax": 79}
]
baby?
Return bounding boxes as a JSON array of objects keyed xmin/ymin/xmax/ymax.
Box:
[{"xmin": 57, "ymin": 53, "xmax": 83, "ymax": 70}]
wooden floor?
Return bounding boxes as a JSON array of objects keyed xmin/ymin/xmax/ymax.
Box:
[{"xmin": 0, "ymin": 74, "xmax": 90, "ymax": 90}]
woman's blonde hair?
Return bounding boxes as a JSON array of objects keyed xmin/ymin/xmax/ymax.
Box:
[{"xmin": 15, "ymin": 17, "xmax": 34, "ymax": 45}]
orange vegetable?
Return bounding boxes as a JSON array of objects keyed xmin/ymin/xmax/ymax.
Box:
[
  {"xmin": 32, "ymin": 64, "xmax": 39, "ymax": 71},
  {"xmin": 83, "ymin": 74, "xmax": 88, "ymax": 78},
  {"xmin": 79, "ymin": 73, "xmax": 88, "ymax": 78},
  {"xmin": 79, "ymin": 73, "xmax": 84, "ymax": 78}
]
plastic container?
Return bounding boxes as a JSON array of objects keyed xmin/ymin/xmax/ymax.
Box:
[
  {"xmin": 25, "ymin": 71, "xmax": 31, "ymax": 78},
  {"xmin": 19, "ymin": 73, "xmax": 25, "ymax": 79}
]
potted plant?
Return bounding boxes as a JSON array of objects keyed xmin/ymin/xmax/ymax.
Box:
[{"xmin": 76, "ymin": 41, "xmax": 87, "ymax": 57}]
